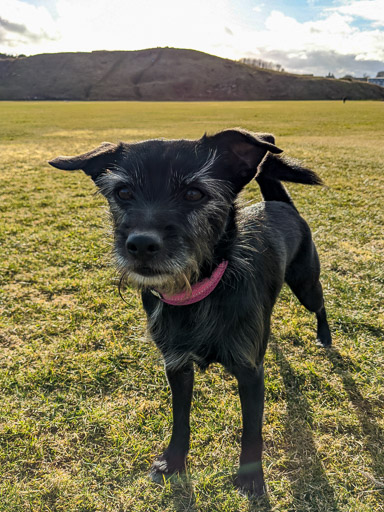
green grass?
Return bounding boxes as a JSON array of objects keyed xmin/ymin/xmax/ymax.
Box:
[{"xmin": 0, "ymin": 101, "xmax": 383, "ymax": 512}]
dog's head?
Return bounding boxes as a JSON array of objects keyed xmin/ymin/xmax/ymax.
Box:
[{"xmin": 49, "ymin": 129, "xmax": 282, "ymax": 292}]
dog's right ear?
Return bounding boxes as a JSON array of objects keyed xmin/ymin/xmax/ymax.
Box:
[{"xmin": 48, "ymin": 142, "xmax": 121, "ymax": 182}]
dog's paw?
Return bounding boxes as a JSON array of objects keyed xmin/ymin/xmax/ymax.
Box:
[
  {"xmin": 316, "ymin": 332, "xmax": 332, "ymax": 348},
  {"xmin": 316, "ymin": 338, "xmax": 332, "ymax": 348},
  {"xmin": 235, "ymin": 466, "xmax": 266, "ymax": 496},
  {"xmin": 149, "ymin": 455, "xmax": 186, "ymax": 484},
  {"xmin": 316, "ymin": 324, "xmax": 332, "ymax": 347}
]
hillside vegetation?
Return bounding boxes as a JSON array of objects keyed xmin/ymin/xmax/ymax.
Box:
[{"xmin": 1, "ymin": 48, "xmax": 384, "ymax": 101}]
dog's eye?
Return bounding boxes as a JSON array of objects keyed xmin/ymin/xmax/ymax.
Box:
[
  {"xmin": 116, "ymin": 187, "xmax": 133, "ymax": 201},
  {"xmin": 184, "ymin": 188, "xmax": 204, "ymax": 202}
]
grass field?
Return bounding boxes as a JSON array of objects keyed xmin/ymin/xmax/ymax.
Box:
[{"xmin": 0, "ymin": 101, "xmax": 383, "ymax": 512}]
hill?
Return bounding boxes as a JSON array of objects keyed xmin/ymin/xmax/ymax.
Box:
[{"xmin": 1, "ymin": 47, "xmax": 383, "ymax": 101}]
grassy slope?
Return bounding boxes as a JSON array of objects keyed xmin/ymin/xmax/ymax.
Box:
[
  {"xmin": 1, "ymin": 50, "xmax": 384, "ymax": 101},
  {"xmin": 0, "ymin": 101, "xmax": 383, "ymax": 512}
]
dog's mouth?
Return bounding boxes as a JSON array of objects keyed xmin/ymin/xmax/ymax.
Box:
[
  {"xmin": 115, "ymin": 251, "xmax": 200, "ymax": 293},
  {"xmin": 134, "ymin": 266, "xmax": 165, "ymax": 277},
  {"xmin": 126, "ymin": 269, "xmax": 176, "ymax": 292},
  {"xmin": 120, "ymin": 264, "xmax": 197, "ymax": 295}
]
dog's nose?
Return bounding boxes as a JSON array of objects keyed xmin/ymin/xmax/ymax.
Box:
[{"xmin": 126, "ymin": 233, "xmax": 162, "ymax": 258}]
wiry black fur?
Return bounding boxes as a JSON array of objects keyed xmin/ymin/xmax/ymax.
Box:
[{"xmin": 49, "ymin": 128, "xmax": 331, "ymax": 496}]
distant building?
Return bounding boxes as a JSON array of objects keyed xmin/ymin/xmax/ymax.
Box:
[{"xmin": 368, "ymin": 77, "xmax": 384, "ymax": 87}]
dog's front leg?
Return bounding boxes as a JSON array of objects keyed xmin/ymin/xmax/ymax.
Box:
[
  {"xmin": 150, "ymin": 362, "xmax": 194, "ymax": 480},
  {"xmin": 233, "ymin": 363, "xmax": 265, "ymax": 496}
]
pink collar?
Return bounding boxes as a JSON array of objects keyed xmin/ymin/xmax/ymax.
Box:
[{"xmin": 152, "ymin": 260, "xmax": 228, "ymax": 306}]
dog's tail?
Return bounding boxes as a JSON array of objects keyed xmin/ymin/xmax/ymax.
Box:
[{"xmin": 255, "ymin": 153, "xmax": 323, "ymax": 209}]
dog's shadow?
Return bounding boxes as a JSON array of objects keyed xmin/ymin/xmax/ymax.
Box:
[
  {"xmin": 158, "ymin": 474, "xmax": 273, "ymax": 512},
  {"xmin": 271, "ymin": 342, "xmax": 341, "ymax": 511},
  {"xmin": 271, "ymin": 341, "xmax": 384, "ymax": 510},
  {"xmin": 163, "ymin": 477, "xmax": 198, "ymax": 512},
  {"xmin": 324, "ymin": 346, "xmax": 384, "ymax": 482}
]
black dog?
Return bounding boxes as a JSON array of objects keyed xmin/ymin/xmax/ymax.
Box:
[{"xmin": 49, "ymin": 129, "xmax": 331, "ymax": 495}]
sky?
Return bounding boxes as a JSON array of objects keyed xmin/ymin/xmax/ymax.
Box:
[{"xmin": 1, "ymin": 0, "xmax": 384, "ymax": 77}]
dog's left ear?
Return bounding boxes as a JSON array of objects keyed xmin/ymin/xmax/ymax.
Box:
[
  {"xmin": 204, "ymin": 129, "xmax": 283, "ymax": 191},
  {"xmin": 49, "ymin": 142, "xmax": 121, "ymax": 183}
]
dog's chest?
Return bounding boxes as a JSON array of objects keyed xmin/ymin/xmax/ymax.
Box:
[{"xmin": 142, "ymin": 284, "xmax": 265, "ymax": 370}]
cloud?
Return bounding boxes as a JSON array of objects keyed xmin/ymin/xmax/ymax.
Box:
[
  {"xmin": 0, "ymin": 16, "xmax": 56, "ymax": 46},
  {"xmin": 0, "ymin": 0, "xmax": 383, "ymax": 78},
  {"xmin": 0, "ymin": 0, "xmax": 58, "ymax": 50},
  {"xmin": 327, "ymin": 1, "xmax": 384, "ymax": 27},
  {"xmin": 243, "ymin": 48, "xmax": 384, "ymax": 77},
  {"xmin": 0, "ymin": 0, "xmax": 237, "ymax": 55},
  {"xmin": 253, "ymin": 3, "xmax": 265, "ymax": 13},
  {"xmin": 229, "ymin": 9, "xmax": 384, "ymax": 76},
  {"xmin": 0, "ymin": 17, "xmax": 28, "ymax": 35}
]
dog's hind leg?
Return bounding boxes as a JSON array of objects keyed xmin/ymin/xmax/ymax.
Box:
[
  {"xmin": 150, "ymin": 363, "xmax": 194, "ymax": 481},
  {"xmin": 232, "ymin": 364, "xmax": 266, "ymax": 496},
  {"xmin": 285, "ymin": 241, "xmax": 332, "ymax": 347},
  {"xmin": 290, "ymin": 279, "xmax": 331, "ymax": 347}
]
